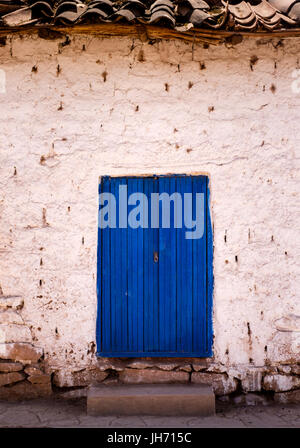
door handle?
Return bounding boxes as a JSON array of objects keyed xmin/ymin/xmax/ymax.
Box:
[{"xmin": 153, "ymin": 251, "xmax": 159, "ymax": 263}]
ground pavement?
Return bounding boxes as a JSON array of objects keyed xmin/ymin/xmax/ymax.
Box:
[{"xmin": 0, "ymin": 398, "xmax": 299, "ymax": 428}]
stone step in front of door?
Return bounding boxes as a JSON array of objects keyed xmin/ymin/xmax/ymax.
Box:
[{"xmin": 87, "ymin": 384, "xmax": 215, "ymax": 416}]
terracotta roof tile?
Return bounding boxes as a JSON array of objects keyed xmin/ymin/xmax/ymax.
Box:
[{"xmin": 0, "ymin": 0, "xmax": 300, "ymax": 32}]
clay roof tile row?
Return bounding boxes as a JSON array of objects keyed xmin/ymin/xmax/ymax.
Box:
[{"xmin": 0, "ymin": 0, "xmax": 300, "ymax": 32}]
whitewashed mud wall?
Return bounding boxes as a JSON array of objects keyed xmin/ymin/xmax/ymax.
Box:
[{"xmin": 0, "ymin": 33, "xmax": 299, "ymax": 400}]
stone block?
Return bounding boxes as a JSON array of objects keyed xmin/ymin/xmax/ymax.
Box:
[
  {"xmin": 206, "ymin": 363, "xmax": 227, "ymax": 374},
  {"xmin": 0, "ymin": 371, "xmax": 25, "ymax": 386},
  {"xmin": 277, "ymin": 365, "xmax": 292, "ymax": 374},
  {"xmin": 176, "ymin": 363, "xmax": 192, "ymax": 372},
  {"xmin": 58, "ymin": 388, "xmax": 88, "ymax": 399},
  {"xmin": 87, "ymin": 384, "xmax": 215, "ymax": 416},
  {"xmin": 53, "ymin": 367, "xmax": 108, "ymax": 387},
  {"xmin": 126, "ymin": 360, "xmax": 178, "ymax": 371},
  {"xmin": 126, "ymin": 359, "xmax": 191, "ymax": 371},
  {"xmin": 191, "ymin": 372, "xmax": 238, "ymax": 395},
  {"xmin": 119, "ymin": 369, "xmax": 189, "ymax": 384},
  {"xmin": 291, "ymin": 365, "xmax": 300, "ymax": 375},
  {"xmin": 103, "ymin": 377, "xmax": 119, "ymax": 385},
  {"xmin": 0, "ymin": 361, "xmax": 23, "ymax": 372},
  {"xmin": 0, "ymin": 380, "xmax": 52, "ymax": 400},
  {"xmin": 232, "ymin": 393, "xmax": 270, "ymax": 406},
  {"xmin": 27, "ymin": 373, "xmax": 51, "ymax": 384},
  {"xmin": 24, "ymin": 366, "xmax": 43, "ymax": 376},
  {"xmin": 0, "ymin": 343, "xmax": 43, "ymax": 364},
  {"xmin": 241, "ymin": 370, "xmax": 263, "ymax": 392},
  {"xmin": 192, "ymin": 359, "xmax": 210, "ymax": 372},
  {"xmin": 97, "ymin": 358, "xmax": 125, "ymax": 372},
  {"xmin": 274, "ymin": 389, "xmax": 300, "ymax": 404},
  {"xmin": 263, "ymin": 374, "xmax": 300, "ymax": 392}
]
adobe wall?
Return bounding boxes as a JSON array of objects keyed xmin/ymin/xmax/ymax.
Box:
[{"xmin": 0, "ymin": 33, "xmax": 299, "ymax": 401}]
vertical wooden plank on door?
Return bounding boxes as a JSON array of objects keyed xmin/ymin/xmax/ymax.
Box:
[
  {"xmin": 96, "ymin": 180, "xmax": 102, "ymax": 353},
  {"xmin": 143, "ymin": 177, "xmax": 157, "ymax": 352},
  {"xmin": 169, "ymin": 177, "xmax": 178, "ymax": 353},
  {"xmin": 176, "ymin": 175, "xmax": 188, "ymax": 353},
  {"xmin": 110, "ymin": 177, "xmax": 117, "ymax": 352},
  {"xmin": 183, "ymin": 176, "xmax": 193, "ymax": 353},
  {"xmin": 143, "ymin": 178, "xmax": 150, "ymax": 353},
  {"xmin": 174, "ymin": 175, "xmax": 194, "ymax": 354},
  {"xmin": 127, "ymin": 178, "xmax": 138, "ymax": 352},
  {"xmin": 176, "ymin": 176, "xmax": 183, "ymax": 353},
  {"xmin": 158, "ymin": 176, "xmax": 166, "ymax": 352},
  {"xmin": 101, "ymin": 176, "xmax": 111, "ymax": 353},
  {"xmin": 152, "ymin": 177, "xmax": 159, "ymax": 352},
  {"xmin": 137, "ymin": 178, "xmax": 144, "ymax": 353},
  {"xmin": 111, "ymin": 177, "xmax": 130, "ymax": 352},
  {"xmin": 120, "ymin": 177, "xmax": 128, "ymax": 353},
  {"xmin": 206, "ymin": 177, "xmax": 213, "ymax": 356},
  {"xmin": 168, "ymin": 175, "xmax": 177, "ymax": 353},
  {"xmin": 192, "ymin": 176, "xmax": 207, "ymax": 354},
  {"xmin": 158, "ymin": 176, "xmax": 177, "ymax": 353}
]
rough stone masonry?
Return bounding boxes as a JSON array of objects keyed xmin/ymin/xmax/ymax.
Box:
[
  {"xmin": 0, "ymin": 295, "xmax": 51, "ymax": 399},
  {"xmin": 0, "ymin": 32, "xmax": 299, "ymax": 401}
]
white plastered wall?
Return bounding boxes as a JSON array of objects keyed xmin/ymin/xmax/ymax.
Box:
[{"xmin": 0, "ymin": 33, "xmax": 299, "ymax": 379}]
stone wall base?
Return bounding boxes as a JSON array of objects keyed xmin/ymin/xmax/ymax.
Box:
[
  {"xmin": 0, "ymin": 296, "xmax": 51, "ymax": 400},
  {"xmin": 0, "ymin": 296, "xmax": 299, "ymax": 402},
  {"xmin": 50, "ymin": 357, "xmax": 300, "ymax": 404},
  {"xmin": 0, "ymin": 344, "xmax": 52, "ymax": 401},
  {"xmin": 1, "ymin": 354, "xmax": 299, "ymax": 402}
]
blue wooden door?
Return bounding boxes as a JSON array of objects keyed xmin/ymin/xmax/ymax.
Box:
[{"xmin": 96, "ymin": 175, "xmax": 213, "ymax": 357}]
